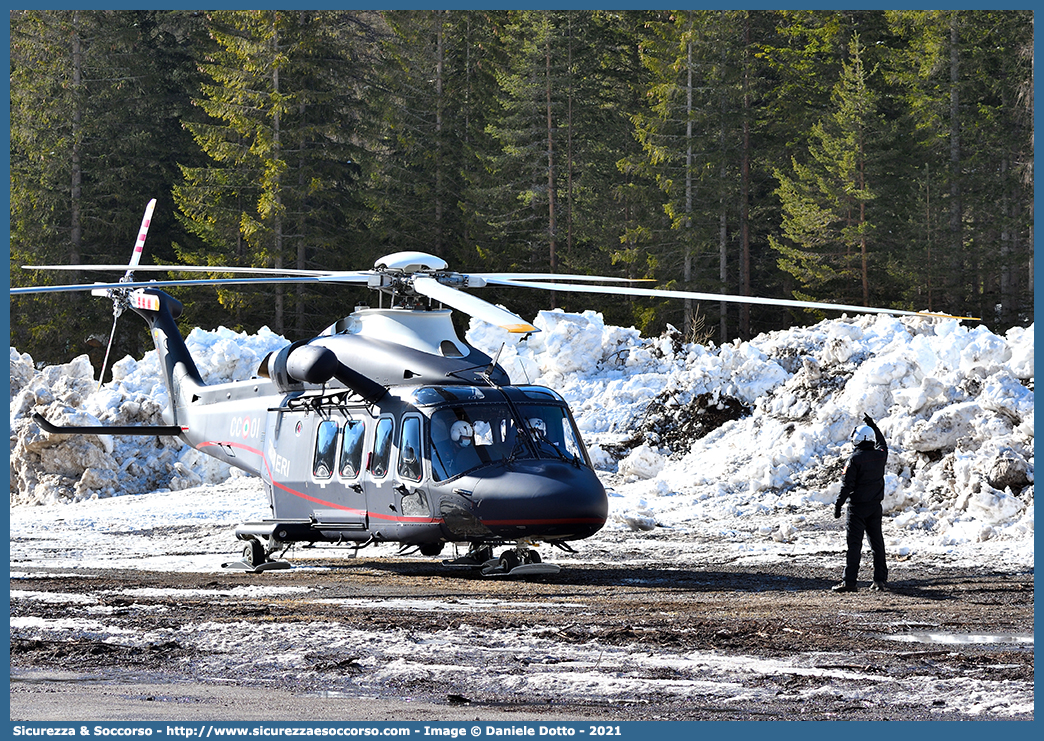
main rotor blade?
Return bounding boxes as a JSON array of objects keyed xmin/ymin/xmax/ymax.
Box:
[
  {"xmin": 486, "ymin": 278, "xmax": 980, "ymax": 321},
  {"xmin": 317, "ymin": 272, "xmax": 379, "ymax": 284},
  {"xmin": 11, "ymin": 275, "xmax": 338, "ymax": 295},
  {"xmin": 413, "ymin": 276, "xmax": 537, "ymax": 334},
  {"xmin": 472, "ymin": 272, "xmax": 652, "ymax": 283},
  {"xmin": 23, "ymin": 264, "xmax": 338, "ymax": 277}
]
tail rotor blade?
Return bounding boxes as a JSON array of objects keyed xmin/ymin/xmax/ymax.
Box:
[
  {"xmin": 97, "ymin": 315, "xmax": 120, "ymax": 393},
  {"xmin": 99, "ymin": 197, "xmax": 156, "ymax": 389},
  {"xmin": 128, "ymin": 198, "xmax": 157, "ymax": 274}
]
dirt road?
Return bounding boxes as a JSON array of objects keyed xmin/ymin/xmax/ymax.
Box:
[{"xmin": 9, "ymin": 554, "xmax": 1033, "ymax": 722}]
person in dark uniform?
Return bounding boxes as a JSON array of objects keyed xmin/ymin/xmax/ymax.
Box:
[{"xmin": 832, "ymin": 413, "xmax": 888, "ymax": 593}]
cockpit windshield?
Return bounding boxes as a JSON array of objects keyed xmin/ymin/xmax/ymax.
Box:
[
  {"xmin": 429, "ymin": 400, "xmax": 590, "ymax": 481},
  {"xmin": 515, "ymin": 403, "xmax": 589, "ymax": 465}
]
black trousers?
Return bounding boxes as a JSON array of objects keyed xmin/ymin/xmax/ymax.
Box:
[{"xmin": 843, "ymin": 502, "xmax": 887, "ymax": 585}]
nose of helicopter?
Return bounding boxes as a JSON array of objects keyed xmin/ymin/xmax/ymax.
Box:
[{"xmin": 459, "ymin": 460, "xmax": 609, "ymax": 540}]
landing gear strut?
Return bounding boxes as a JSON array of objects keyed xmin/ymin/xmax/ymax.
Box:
[
  {"xmin": 223, "ymin": 535, "xmax": 292, "ymax": 573},
  {"xmin": 443, "ymin": 541, "xmax": 558, "ymax": 575},
  {"xmin": 443, "ymin": 543, "xmax": 494, "ymax": 567},
  {"xmin": 481, "ymin": 542, "xmax": 559, "ymax": 577}
]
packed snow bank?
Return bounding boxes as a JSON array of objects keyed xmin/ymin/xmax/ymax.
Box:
[
  {"xmin": 9, "ymin": 326, "xmax": 288, "ymax": 506},
  {"xmin": 9, "ymin": 311, "xmax": 1033, "ymax": 554},
  {"xmin": 468, "ymin": 311, "xmax": 1033, "ymax": 549}
]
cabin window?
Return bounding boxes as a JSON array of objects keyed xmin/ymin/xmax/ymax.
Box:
[
  {"xmin": 339, "ymin": 419, "xmax": 365, "ymax": 478},
  {"xmin": 312, "ymin": 420, "xmax": 338, "ymax": 479},
  {"xmin": 370, "ymin": 417, "xmax": 394, "ymax": 478},
  {"xmin": 398, "ymin": 416, "xmax": 423, "ymax": 482}
]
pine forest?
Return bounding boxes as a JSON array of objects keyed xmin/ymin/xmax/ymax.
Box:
[{"xmin": 9, "ymin": 9, "xmax": 1034, "ymax": 369}]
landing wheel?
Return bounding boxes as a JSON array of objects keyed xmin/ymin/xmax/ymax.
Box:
[
  {"xmin": 243, "ymin": 538, "xmax": 266, "ymax": 568},
  {"xmin": 480, "ymin": 544, "xmax": 559, "ymax": 577},
  {"xmin": 498, "ymin": 549, "xmax": 521, "ymax": 572}
]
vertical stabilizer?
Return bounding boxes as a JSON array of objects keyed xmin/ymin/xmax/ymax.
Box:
[{"xmin": 127, "ymin": 289, "xmax": 204, "ymax": 427}]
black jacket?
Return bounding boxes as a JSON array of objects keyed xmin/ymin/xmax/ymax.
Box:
[{"xmin": 836, "ymin": 422, "xmax": 887, "ymax": 508}]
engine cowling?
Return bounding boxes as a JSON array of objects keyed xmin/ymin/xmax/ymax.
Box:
[{"xmin": 265, "ymin": 342, "xmax": 385, "ymax": 402}]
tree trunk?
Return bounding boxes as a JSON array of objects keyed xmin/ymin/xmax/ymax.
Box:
[
  {"xmin": 434, "ymin": 12, "xmax": 445, "ymax": 256},
  {"xmin": 70, "ymin": 12, "xmax": 82, "ymax": 269},
  {"xmin": 718, "ymin": 16, "xmax": 728, "ymax": 342},
  {"xmin": 859, "ymin": 129, "xmax": 868, "ymax": 306},
  {"xmin": 566, "ymin": 16, "xmax": 574, "ymax": 268},
  {"xmin": 999, "ymin": 157, "xmax": 1011, "ymax": 323},
  {"xmin": 546, "ymin": 32, "xmax": 558, "ymax": 286},
  {"xmin": 739, "ymin": 14, "xmax": 751, "ymax": 340},
  {"xmin": 295, "ymin": 10, "xmax": 307, "ymax": 337},
  {"xmin": 948, "ymin": 12, "xmax": 962, "ymax": 313},
  {"xmin": 684, "ymin": 38, "xmax": 693, "ymax": 335},
  {"xmin": 272, "ymin": 16, "xmax": 284, "ymax": 336}
]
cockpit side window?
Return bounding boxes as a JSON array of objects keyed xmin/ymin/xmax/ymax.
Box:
[
  {"xmin": 339, "ymin": 419, "xmax": 365, "ymax": 479},
  {"xmin": 313, "ymin": 420, "xmax": 338, "ymax": 479},
  {"xmin": 398, "ymin": 416, "xmax": 423, "ymax": 482},
  {"xmin": 370, "ymin": 417, "xmax": 394, "ymax": 478}
]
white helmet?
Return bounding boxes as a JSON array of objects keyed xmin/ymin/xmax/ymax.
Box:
[
  {"xmin": 852, "ymin": 425, "xmax": 875, "ymax": 445},
  {"xmin": 450, "ymin": 420, "xmax": 474, "ymax": 447},
  {"xmin": 527, "ymin": 418, "xmax": 547, "ymax": 437}
]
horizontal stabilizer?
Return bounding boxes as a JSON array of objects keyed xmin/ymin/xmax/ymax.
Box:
[{"xmin": 34, "ymin": 413, "xmax": 183, "ymax": 437}]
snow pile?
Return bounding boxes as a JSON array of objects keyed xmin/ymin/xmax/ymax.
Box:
[
  {"xmin": 468, "ymin": 310, "xmax": 1034, "ymax": 548},
  {"xmin": 9, "ymin": 309, "xmax": 1033, "ymax": 552},
  {"xmin": 9, "ymin": 326, "xmax": 288, "ymax": 506}
]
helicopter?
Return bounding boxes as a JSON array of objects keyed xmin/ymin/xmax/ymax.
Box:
[{"xmin": 14, "ymin": 201, "xmax": 977, "ymax": 575}]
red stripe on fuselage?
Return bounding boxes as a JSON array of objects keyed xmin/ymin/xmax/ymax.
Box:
[
  {"xmin": 196, "ymin": 440, "xmax": 601, "ymax": 529},
  {"xmin": 197, "ymin": 440, "xmax": 439, "ymax": 524}
]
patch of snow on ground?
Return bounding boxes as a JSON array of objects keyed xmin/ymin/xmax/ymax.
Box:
[{"xmin": 7, "ymin": 607, "xmax": 1033, "ymax": 717}]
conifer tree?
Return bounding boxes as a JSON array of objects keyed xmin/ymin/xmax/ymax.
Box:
[
  {"xmin": 10, "ymin": 10, "xmax": 203, "ymax": 365},
  {"xmin": 883, "ymin": 10, "xmax": 1033, "ymax": 322},
  {"xmin": 174, "ymin": 10, "xmax": 373, "ymax": 337},
  {"xmin": 574, "ymin": 11, "xmax": 667, "ymax": 329},
  {"xmin": 364, "ymin": 10, "xmax": 501, "ymax": 270},
  {"xmin": 628, "ymin": 11, "xmax": 757, "ymax": 339},
  {"xmin": 482, "ymin": 11, "xmax": 568, "ymax": 276},
  {"xmin": 770, "ymin": 33, "xmax": 882, "ymax": 310},
  {"xmin": 479, "ymin": 11, "xmax": 654, "ymax": 323}
]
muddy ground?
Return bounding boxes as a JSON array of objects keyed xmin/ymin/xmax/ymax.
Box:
[{"xmin": 9, "ymin": 552, "xmax": 1034, "ymax": 722}]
